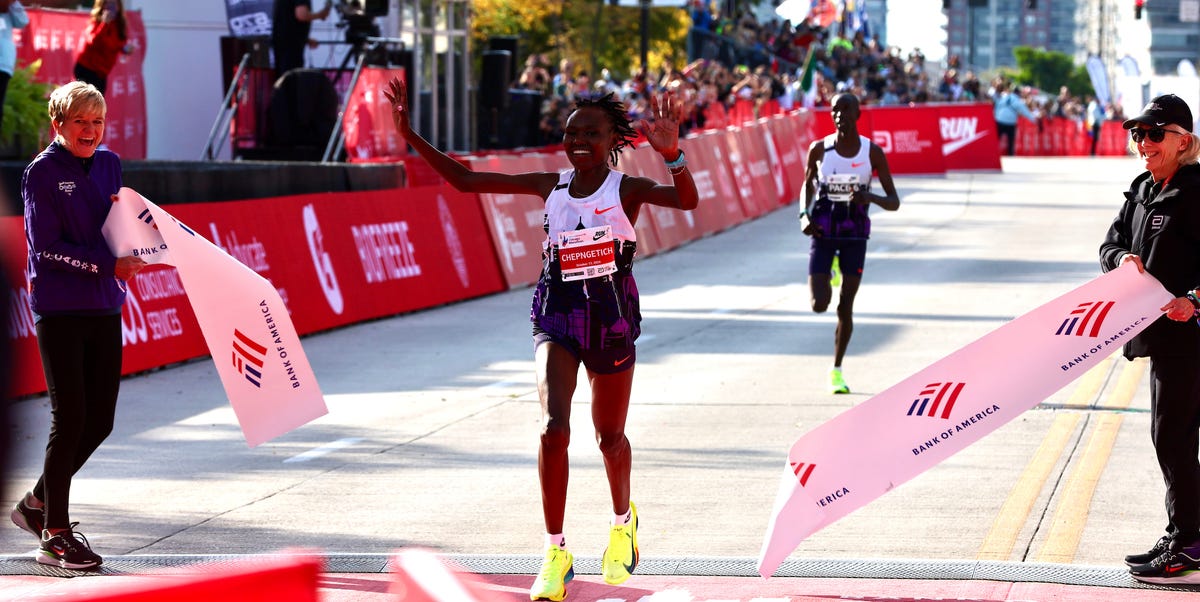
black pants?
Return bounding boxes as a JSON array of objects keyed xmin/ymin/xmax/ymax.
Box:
[
  {"xmin": 33, "ymin": 314, "xmax": 122, "ymax": 530},
  {"xmin": 1149, "ymin": 352, "xmax": 1200, "ymax": 543},
  {"xmin": 997, "ymin": 122, "xmax": 1017, "ymax": 156},
  {"xmin": 73, "ymin": 63, "xmax": 107, "ymax": 96},
  {"xmin": 0, "ymin": 71, "xmax": 11, "ymax": 138}
]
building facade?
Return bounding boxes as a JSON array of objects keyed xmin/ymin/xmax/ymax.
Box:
[{"xmin": 943, "ymin": 0, "xmax": 1080, "ymax": 72}]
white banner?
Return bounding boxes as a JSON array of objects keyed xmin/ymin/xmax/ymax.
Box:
[
  {"xmin": 134, "ymin": 191, "xmax": 328, "ymax": 447},
  {"xmin": 758, "ymin": 263, "xmax": 1173, "ymax": 577},
  {"xmin": 101, "ymin": 189, "xmax": 172, "ymax": 265}
]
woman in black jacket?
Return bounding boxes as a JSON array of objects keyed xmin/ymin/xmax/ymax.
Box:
[{"xmin": 1100, "ymin": 93, "xmax": 1200, "ymax": 584}]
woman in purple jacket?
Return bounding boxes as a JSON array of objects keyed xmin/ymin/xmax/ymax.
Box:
[{"xmin": 11, "ymin": 81, "xmax": 145, "ymax": 570}]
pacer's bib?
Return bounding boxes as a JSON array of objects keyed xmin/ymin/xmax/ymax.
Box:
[
  {"xmin": 558, "ymin": 225, "xmax": 616, "ymax": 282},
  {"xmin": 825, "ymin": 173, "xmax": 862, "ymax": 202}
]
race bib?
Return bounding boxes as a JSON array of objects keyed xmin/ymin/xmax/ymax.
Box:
[
  {"xmin": 558, "ymin": 225, "xmax": 616, "ymax": 282},
  {"xmin": 825, "ymin": 173, "xmax": 863, "ymax": 202}
]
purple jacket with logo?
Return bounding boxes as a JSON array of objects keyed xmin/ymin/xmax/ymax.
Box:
[{"xmin": 23, "ymin": 141, "xmax": 125, "ymax": 317}]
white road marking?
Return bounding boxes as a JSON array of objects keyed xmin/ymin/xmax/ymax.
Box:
[{"xmin": 283, "ymin": 437, "xmax": 364, "ymax": 463}]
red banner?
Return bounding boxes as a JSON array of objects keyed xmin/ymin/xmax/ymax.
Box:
[
  {"xmin": 937, "ymin": 103, "xmax": 1002, "ymax": 171},
  {"xmin": 759, "ymin": 114, "xmax": 803, "ymax": 206},
  {"xmin": 727, "ymin": 122, "xmax": 784, "ymax": 217},
  {"xmin": 679, "ymin": 130, "xmax": 747, "ymax": 236},
  {"xmin": 16, "ymin": 8, "xmax": 147, "ymax": 159},
  {"xmin": 343, "ymin": 67, "xmax": 407, "ymax": 161},
  {"xmin": 867, "ymin": 105, "xmax": 945, "ymax": 175}
]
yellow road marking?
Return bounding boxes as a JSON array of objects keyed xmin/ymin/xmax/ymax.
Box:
[
  {"xmin": 976, "ymin": 412, "xmax": 1080, "ymax": 561},
  {"xmin": 1107, "ymin": 357, "xmax": 1149, "ymax": 410},
  {"xmin": 1035, "ymin": 412, "xmax": 1124, "ymax": 563},
  {"xmin": 1061, "ymin": 355, "xmax": 1115, "ymax": 408}
]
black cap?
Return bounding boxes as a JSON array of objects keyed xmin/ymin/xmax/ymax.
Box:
[{"xmin": 1123, "ymin": 94, "xmax": 1194, "ymax": 132}]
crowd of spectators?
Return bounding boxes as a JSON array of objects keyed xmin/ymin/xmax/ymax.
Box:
[{"xmin": 506, "ymin": 1, "xmax": 1125, "ymax": 148}]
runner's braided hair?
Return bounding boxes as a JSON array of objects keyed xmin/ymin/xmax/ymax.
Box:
[{"xmin": 575, "ymin": 92, "xmax": 637, "ymax": 167}]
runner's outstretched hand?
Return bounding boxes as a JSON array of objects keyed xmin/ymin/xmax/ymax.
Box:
[
  {"xmin": 384, "ymin": 77, "xmax": 413, "ymax": 138},
  {"xmin": 636, "ymin": 91, "xmax": 682, "ymax": 159}
]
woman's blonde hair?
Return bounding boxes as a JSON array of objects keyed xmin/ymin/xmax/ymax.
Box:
[{"xmin": 48, "ymin": 81, "xmax": 106, "ymax": 126}]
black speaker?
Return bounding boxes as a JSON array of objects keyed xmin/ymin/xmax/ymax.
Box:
[
  {"xmin": 219, "ymin": 35, "xmax": 270, "ymax": 92},
  {"xmin": 363, "ymin": 0, "xmax": 389, "ymax": 17},
  {"xmin": 489, "ymin": 36, "xmax": 519, "ymax": 84},
  {"xmin": 266, "ymin": 69, "xmax": 339, "ymax": 154},
  {"xmin": 480, "ymin": 50, "xmax": 512, "ymax": 110}
]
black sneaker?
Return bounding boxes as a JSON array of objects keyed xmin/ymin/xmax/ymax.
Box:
[
  {"xmin": 1126, "ymin": 534, "xmax": 1173, "ymax": 567},
  {"xmin": 1130, "ymin": 543, "xmax": 1200, "ymax": 584},
  {"xmin": 10, "ymin": 495, "xmax": 44, "ymax": 539},
  {"xmin": 38, "ymin": 524, "xmax": 102, "ymax": 570}
]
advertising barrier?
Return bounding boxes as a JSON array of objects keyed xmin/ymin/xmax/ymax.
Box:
[
  {"xmin": 865, "ymin": 105, "xmax": 946, "ymax": 175},
  {"xmin": 938, "ymin": 103, "xmax": 1002, "ymax": 171},
  {"xmin": 4, "ymin": 185, "xmax": 506, "ymax": 399}
]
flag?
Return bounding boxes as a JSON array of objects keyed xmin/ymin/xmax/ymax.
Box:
[
  {"xmin": 757, "ymin": 263, "xmax": 1172, "ymax": 578},
  {"xmin": 797, "ymin": 45, "xmax": 819, "ymax": 108}
]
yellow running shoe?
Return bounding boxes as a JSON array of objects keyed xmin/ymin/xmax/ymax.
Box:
[
  {"xmin": 530, "ymin": 544, "xmax": 573, "ymax": 601},
  {"xmin": 602, "ymin": 502, "xmax": 639, "ymax": 585},
  {"xmin": 830, "ymin": 256, "xmax": 843, "ymax": 288},
  {"xmin": 830, "ymin": 367, "xmax": 850, "ymax": 394}
]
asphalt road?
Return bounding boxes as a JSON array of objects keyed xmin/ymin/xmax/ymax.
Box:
[{"xmin": 0, "ymin": 156, "xmax": 1175, "ymax": 587}]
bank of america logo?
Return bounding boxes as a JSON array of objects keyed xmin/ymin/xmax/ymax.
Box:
[
  {"xmin": 908, "ymin": 382, "xmax": 965, "ymax": 419},
  {"xmin": 1056, "ymin": 301, "xmax": 1114, "ymax": 337},
  {"xmin": 137, "ymin": 208, "xmax": 158, "ymax": 230},
  {"xmin": 790, "ymin": 461, "xmax": 815, "ymax": 486},
  {"xmin": 232, "ymin": 329, "xmax": 267, "ymax": 387}
]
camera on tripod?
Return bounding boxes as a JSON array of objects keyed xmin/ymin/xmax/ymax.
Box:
[{"xmin": 334, "ymin": 0, "xmax": 388, "ymax": 46}]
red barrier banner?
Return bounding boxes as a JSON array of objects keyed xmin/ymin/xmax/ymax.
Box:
[
  {"xmin": 469, "ymin": 154, "xmax": 554, "ymax": 289},
  {"xmin": 1098, "ymin": 121, "xmax": 1129, "ymax": 156},
  {"xmin": 342, "ymin": 67, "xmax": 407, "ymax": 161},
  {"xmin": 613, "ymin": 144, "xmax": 666, "ymax": 257},
  {"xmin": 3, "ymin": 216, "xmax": 42, "ymax": 399},
  {"xmin": 170, "ymin": 187, "xmax": 506, "ymax": 334},
  {"xmin": 760, "ymin": 113, "xmax": 804, "ymax": 205},
  {"xmin": 17, "ymin": 8, "xmax": 147, "ymax": 159},
  {"xmin": 937, "ymin": 103, "xmax": 1002, "ymax": 171},
  {"xmin": 678, "ymin": 131, "xmax": 747, "ymax": 236},
  {"xmin": 5, "ymin": 185, "xmax": 507, "ymax": 398},
  {"xmin": 1008, "ymin": 117, "xmax": 1128, "ymax": 158},
  {"xmin": 867, "ymin": 105, "xmax": 945, "ymax": 175},
  {"xmin": 726, "ymin": 124, "xmax": 779, "ymax": 217},
  {"xmin": 1016, "ymin": 118, "xmax": 1041, "ymax": 156}
]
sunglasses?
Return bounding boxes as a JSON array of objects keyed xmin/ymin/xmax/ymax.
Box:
[{"xmin": 1130, "ymin": 127, "xmax": 1186, "ymax": 143}]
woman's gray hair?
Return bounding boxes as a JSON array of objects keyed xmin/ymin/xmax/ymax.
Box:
[{"xmin": 1179, "ymin": 130, "xmax": 1200, "ymax": 165}]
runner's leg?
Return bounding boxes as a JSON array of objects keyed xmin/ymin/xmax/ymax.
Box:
[
  {"xmin": 537, "ymin": 342, "xmax": 580, "ymax": 534},
  {"xmin": 589, "ymin": 367, "xmax": 635, "ymax": 515}
]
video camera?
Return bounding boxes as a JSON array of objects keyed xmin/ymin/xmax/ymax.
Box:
[{"xmin": 334, "ymin": 0, "xmax": 388, "ymax": 46}]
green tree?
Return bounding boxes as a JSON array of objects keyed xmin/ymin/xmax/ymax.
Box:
[
  {"xmin": 473, "ymin": 0, "xmax": 691, "ymax": 82},
  {"xmin": 1009, "ymin": 46, "xmax": 1093, "ymax": 97}
]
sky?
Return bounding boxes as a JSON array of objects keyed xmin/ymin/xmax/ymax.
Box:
[{"xmin": 885, "ymin": 0, "xmax": 947, "ymax": 63}]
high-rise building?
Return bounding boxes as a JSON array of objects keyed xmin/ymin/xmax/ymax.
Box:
[
  {"xmin": 1142, "ymin": 1, "xmax": 1200, "ymax": 75},
  {"xmin": 943, "ymin": 0, "xmax": 1080, "ymax": 71}
]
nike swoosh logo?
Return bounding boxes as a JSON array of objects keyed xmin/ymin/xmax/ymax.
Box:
[
  {"xmin": 595, "ymin": 205, "xmax": 618, "ymax": 215},
  {"xmin": 851, "ymin": 161, "xmax": 866, "ymax": 168},
  {"xmin": 614, "ymin": 355, "xmax": 631, "ymax": 366},
  {"xmin": 942, "ymin": 131, "xmax": 989, "ymax": 155}
]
